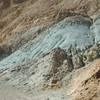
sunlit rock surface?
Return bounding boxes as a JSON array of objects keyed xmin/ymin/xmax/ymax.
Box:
[
  {"xmin": 0, "ymin": 16, "xmax": 94, "ymax": 69},
  {"xmin": 0, "ymin": 0, "xmax": 100, "ymax": 100}
]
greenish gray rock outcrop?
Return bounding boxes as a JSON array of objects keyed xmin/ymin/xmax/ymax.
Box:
[{"xmin": 0, "ymin": 16, "xmax": 95, "ymax": 69}]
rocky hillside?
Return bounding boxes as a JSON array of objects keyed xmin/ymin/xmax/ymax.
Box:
[{"xmin": 0, "ymin": 0, "xmax": 100, "ymax": 100}]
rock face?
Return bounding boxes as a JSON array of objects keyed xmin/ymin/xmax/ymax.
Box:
[
  {"xmin": 0, "ymin": 16, "xmax": 94, "ymax": 69},
  {"xmin": 0, "ymin": 0, "xmax": 100, "ymax": 100},
  {"xmin": 1, "ymin": 47, "xmax": 73, "ymax": 88}
]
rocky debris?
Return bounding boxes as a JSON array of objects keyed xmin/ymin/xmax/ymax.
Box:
[
  {"xmin": 1, "ymin": 53, "xmax": 100, "ymax": 100},
  {"xmin": 72, "ymin": 54, "xmax": 85, "ymax": 69},
  {"xmin": 66, "ymin": 43, "xmax": 100, "ymax": 69},
  {"xmin": 29, "ymin": 47, "xmax": 74, "ymax": 88},
  {"xmin": 0, "ymin": 0, "xmax": 100, "ymax": 100},
  {"xmin": 46, "ymin": 48, "xmax": 73, "ymax": 86},
  {"xmin": 1, "ymin": 43, "xmax": 100, "ymax": 88},
  {"xmin": 84, "ymin": 44, "xmax": 100, "ymax": 63},
  {"xmin": 0, "ymin": 47, "xmax": 74, "ymax": 88},
  {"xmin": 2, "ymin": 44, "xmax": 100, "ymax": 88}
]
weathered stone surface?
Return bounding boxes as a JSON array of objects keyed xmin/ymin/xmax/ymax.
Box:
[
  {"xmin": 72, "ymin": 54, "xmax": 85, "ymax": 69},
  {"xmin": 92, "ymin": 18, "xmax": 100, "ymax": 43},
  {"xmin": 0, "ymin": 16, "xmax": 94, "ymax": 69},
  {"xmin": 0, "ymin": 47, "xmax": 73, "ymax": 88},
  {"xmin": 0, "ymin": 0, "xmax": 100, "ymax": 100}
]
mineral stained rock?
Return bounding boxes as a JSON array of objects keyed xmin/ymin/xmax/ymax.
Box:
[{"xmin": 0, "ymin": 0, "xmax": 100, "ymax": 100}]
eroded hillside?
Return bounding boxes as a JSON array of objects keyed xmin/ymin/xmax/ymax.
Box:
[{"xmin": 0, "ymin": 0, "xmax": 100, "ymax": 100}]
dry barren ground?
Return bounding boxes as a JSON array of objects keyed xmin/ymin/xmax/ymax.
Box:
[{"xmin": 0, "ymin": 85, "xmax": 32, "ymax": 100}]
